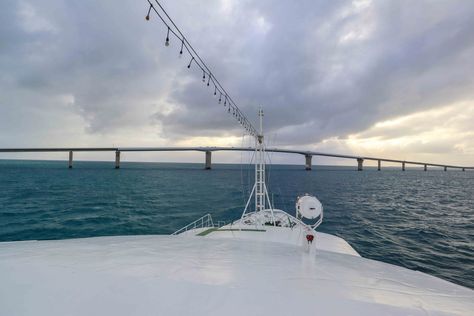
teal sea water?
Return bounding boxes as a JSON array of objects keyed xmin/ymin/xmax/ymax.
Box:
[{"xmin": 0, "ymin": 159, "xmax": 473, "ymax": 289}]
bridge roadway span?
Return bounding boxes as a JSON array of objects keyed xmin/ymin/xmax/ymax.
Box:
[{"xmin": 0, "ymin": 147, "xmax": 472, "ymax": 171}]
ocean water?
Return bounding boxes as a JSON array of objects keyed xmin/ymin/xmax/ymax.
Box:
[{"xmin": 0, "ymin": 159, "xmax": 473, "ymax": 289}]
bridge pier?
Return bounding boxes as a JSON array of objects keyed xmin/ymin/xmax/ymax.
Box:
[
  {"xmin": 377, "ymin": 160, "xmax": 381, "ymax": 171},
  {"xmin": 444, "ymin": 166, "xmax": 447, "ymax": 172},
  {"xmin": 68, "ymin": 151, "xmax": 73, "ymax": 169},
  {"xmin": 402, "ymin": 162, "xmax": 405, "ymax": 171},
  {"xmin": 115, "ymin": 151, "xmax": 121, "ymax": 169},
  {"xmin": 205, "ymin": 151, "xmax": 212, "ymax": 170},
  {"xmin": 424, "ymin": 164, "xmax": 427, "ymax": 171},
  {"xmin": 357, "ymin": 158, "xmax": 363, "ymax": 171},
  {"xmin": 305, "ymin": 155, "xmax": 312, "ymax": 170},
  {"xmin": 462, "ymin": 168, "xmax": 465, "ymax": 172}
]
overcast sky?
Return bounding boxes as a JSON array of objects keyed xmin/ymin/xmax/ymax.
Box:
[{"xmin": 1, "ymin": 0, "xmax": 473, "ymax": 166}]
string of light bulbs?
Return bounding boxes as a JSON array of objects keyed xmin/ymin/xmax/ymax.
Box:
[{"xmin": 144, "ymin": 0, "xmax": 258, "ymax": 137}]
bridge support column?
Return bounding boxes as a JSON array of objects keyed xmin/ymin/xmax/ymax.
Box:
[
  {"xmin": 115, "ymin": 151, "xmax": 120, "ymax": 169},
  {"xmin": 205, "ymin": 151, "xmax": 212, "ymax": 170},
  {"xmin": 444, "ymin": 166, "xmax": 447, "ymax": 171},
  {"xmin": 357, "ymin": 158, "xmax": 363, "ymax": 171},
  {"xmin": 377, "ymin": 160, "xmax": 381, "ymax": 171},
  {"xmin": 462, "ymin": 168, "xmax": 465, "ymax": 172},
  {"xmin": 424, "ymin": 164, "xmax": 427, "ymax": 171},
  {"xmin": 402, "ymin": 162, "xmax": 405, "ymax": 171},
  {"xmin": 68, "ymin": 151, "xmax": 73, "ymax": 169},
  {"xmin": 305, "ymin": 155, "xmax": 312, "ymax": 171}
]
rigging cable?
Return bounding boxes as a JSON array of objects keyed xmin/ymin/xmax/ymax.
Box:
[
  {"xmin": 144, "ymin": 0, "xmax": 257, "ymax": 137},
  {"xmin": 240, "ymin": 132, "xmax": 247, "ymax": 207}
]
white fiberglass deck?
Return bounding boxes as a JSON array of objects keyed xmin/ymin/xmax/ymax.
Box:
[
  {"xmin": 0, "ymin": 235, "xmax": 472, "ymax": 315},
  {"xmin": 178, "ymin": 209, "xmax": 359, "ymax": 256}
]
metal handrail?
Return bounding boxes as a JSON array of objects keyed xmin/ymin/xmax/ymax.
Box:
[
  {"xmin": 217, "ymin": 220, "xmax": 227, "ymax": 227},
  {"xmin": 172, "ymin": 213, "xmax": 214, "ymax": 235}
]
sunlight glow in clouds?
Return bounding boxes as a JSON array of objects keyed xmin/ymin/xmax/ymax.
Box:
[{"xmin": 317, "ymin": 101, "xmax": 474, "ymax": 165}]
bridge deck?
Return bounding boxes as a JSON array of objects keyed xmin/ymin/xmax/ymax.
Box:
[{"xmin": 0, "ymin": 147, "xmax": 472, "ymax": 170}]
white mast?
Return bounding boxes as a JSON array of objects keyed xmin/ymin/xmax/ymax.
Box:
[
  {"xmin": 255, "ymin": 108, "xmax": 265, "ymax": 212},
  {"xmin": 241, "ymin": 108, "xmax": 274, "ymax": 224}
]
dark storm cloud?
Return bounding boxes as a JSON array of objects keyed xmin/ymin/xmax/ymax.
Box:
[
  {"xmin": 151, "ymin": 0, "xmax": 474, "ymax": 145},
  {"xmin": 1, "ymin": 0, "xmax": 474, "ymax": 149},
  {"xmin": 0, "ymin": 0, "xmax": 184, "ymax": 136}
]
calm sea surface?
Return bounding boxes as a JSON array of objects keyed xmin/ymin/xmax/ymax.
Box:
[{"xmin": 0, "ymin": 159, "xmax": 473, "ymax": 289}]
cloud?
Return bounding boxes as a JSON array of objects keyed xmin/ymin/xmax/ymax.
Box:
[
  {"xmin": 0, "ymin": 0, "xmax": 473, "ymax": 165},
  {"xmin": 318, "ymin": 101, "xmax": 474, "ymax": 165}
]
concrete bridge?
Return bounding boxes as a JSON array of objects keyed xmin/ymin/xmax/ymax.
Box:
[{"xmin": 0, "ymin": 147, "xmax": 472, "ymax": 171}]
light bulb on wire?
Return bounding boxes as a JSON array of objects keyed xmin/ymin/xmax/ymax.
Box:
[
  {"xmin": 187, "ymin": 57, "xmax": 194, "ymax": 69},
  {"xmin": 165, "ymin": 27, "xmax": 170, "ymax": 46},
  {"xmin": 145, "ymin": 4, "xmax": 152, "ymax": 20},
  {"xmin": 179, "ymin": 39, "xmax": 184, "ymax": 58}
]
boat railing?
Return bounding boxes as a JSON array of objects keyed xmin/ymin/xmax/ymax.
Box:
[
  {"xmin": 217, "ymin": 220, "xmax": 228, "ymax": 227},
  {"xmin": 172, "ymin": 213, "xmax": 215, "ymax": 235}
]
